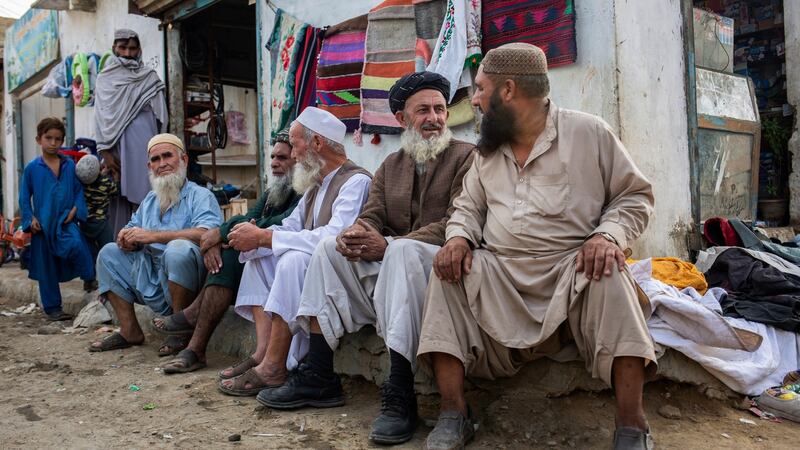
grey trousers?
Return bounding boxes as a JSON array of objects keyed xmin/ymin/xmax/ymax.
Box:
[{"xmin": 293, "ymin": 236, "xmax": 439, "ymax": 369}]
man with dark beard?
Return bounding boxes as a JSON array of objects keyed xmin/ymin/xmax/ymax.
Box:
[
  {"xmin": 94, "ymin": 29, "xmax": 168, "ymax": 235},
  {"xmin": 217, "ymin": 107, "xmax": 371, "ymax": 396},
  {"xmin": 154, "ymin": 130, "xmax": 302, "ymax": 372},
  {"xmin": 256, "ymin": 71, "xmax": 474, "ymax": 445},
  {"xmin": 419, "ymin": 43, "xmax": 657, "ymax": 450},
  {"xmin": 89, "ymin": 134, "xmax": 222, "ymax": 353}
]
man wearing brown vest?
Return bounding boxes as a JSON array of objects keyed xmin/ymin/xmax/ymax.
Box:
[
  {"xmin": 218, "ymin": 107, "xmax": 371, "ymax": 396},
  {"xmin": 258, "ymin": 72, "xmax": 475, "ymax": 445}
]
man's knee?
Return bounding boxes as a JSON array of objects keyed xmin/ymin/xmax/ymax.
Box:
[
  {"xmin": 97, "ymin": 242, "xmax": 123, "ymax": 265},
  {"xmin": 384, "ymin": 238, "xmax": 424, "ymax": 262},
  {"xmin": 164, "ymin": 239, "xmax": 200, "ymax": 266},
  {"xmin": 277, "ymin": 249, "xmax": 311, "ymax": 270}
]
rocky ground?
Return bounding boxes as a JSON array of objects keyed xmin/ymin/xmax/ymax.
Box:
[{"xmin": 1, "ymin": 293, "xmax": 799, "ymax": 449}]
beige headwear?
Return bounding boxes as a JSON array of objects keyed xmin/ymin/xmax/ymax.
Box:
[
  {"xmin": 147, "ymin": 133, "xmax": 185, "ymax": 153},
  {"xmin": 481, "ymin": 43, "xmax": 548, "ymax": 76}
]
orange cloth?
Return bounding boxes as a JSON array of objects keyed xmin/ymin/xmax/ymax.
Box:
[{"xmin": 628, "ymin": 257, "xmax": 708, "ymax": 294}]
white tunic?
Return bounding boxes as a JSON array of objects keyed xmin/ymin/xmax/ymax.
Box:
[{"xmin": 234, "ymin": 168, "xmax": 371, "ymax": 369}]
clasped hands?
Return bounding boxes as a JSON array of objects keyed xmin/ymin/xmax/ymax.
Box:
[
  {"xmin": 335, "ymin": 219, "xmax": 386, "ymax": 262},
  {"xmin": 116, "ymin": 226, "xmax": 154, "ymax": 251}
]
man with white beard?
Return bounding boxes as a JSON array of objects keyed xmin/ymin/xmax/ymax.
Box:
[
  {"xmin": 90, "ymin": 134, "xmax": 222, "ymax": 352},
  {"xmin": 258, "ymin": 71, "xmax": 474, "ymax": 446},
  {"xmin": 154, "ymin": 130, "xmax": 302, "ymax": 372},
  {"xmin": 217, "ymin": 107, "xmax": 371, "ymax": 396}
]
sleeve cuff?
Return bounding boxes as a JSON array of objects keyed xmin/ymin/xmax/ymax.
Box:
[
  {"xmin": 591, "ymin": 222, "xmax": 628, "ymax": 250},
  {"xmin": 445, "ymin": 228, "xmax": 476, "ymax": 247},
  {"xmin": 271, "ymin": 230, "xmax": 289, "ymax": 256}
]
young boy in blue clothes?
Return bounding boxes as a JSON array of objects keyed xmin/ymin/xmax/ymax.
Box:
[{"xmin": 19, "ymin": 118, "xmax": 95, "ymax": 321}]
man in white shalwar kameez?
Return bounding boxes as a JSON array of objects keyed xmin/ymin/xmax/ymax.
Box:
[{"xmin": 218, "ymin": 107, "xmax": 371, "ymax": 396}]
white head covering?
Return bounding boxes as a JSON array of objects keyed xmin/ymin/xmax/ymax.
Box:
[{"xmin": 295, "ymin": 107, "xmax": 347, "ymax": 145}]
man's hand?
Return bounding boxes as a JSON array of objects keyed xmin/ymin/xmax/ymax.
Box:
[
  {"xmin": 228, "ymin": 220, "xmax": 271, "ymax": 252},
  {"xmin": 117, "ymin": 227, "xmax": 153, "ymax": 249},
  {"xmin": 102, "ymin": 151, "xmax": 121, "ymax": 182},
  {"xmin": 336, "ymin": 219, "xmax": 387, "ymax": 262},
  {"xmin": 576, "ymin": 234, "xmax": 625, "ymax": 281},
  {"xmin": 433, "ymin": 237, "xmax": 472, "ymax": 283},
  {"xmin": 200, "ymin": 227, "xmax": 223, "ymax": 253},
  {"xmin": 63, "ymin": 206, "xmax": 77, "ymax": 224},
  {"xmin": 30, "ymin": 217, "xmax": 42, "ymax": 234},
  {"xmin": 203, "ymin": 243, "xmax": 223, "ymax": 274}
]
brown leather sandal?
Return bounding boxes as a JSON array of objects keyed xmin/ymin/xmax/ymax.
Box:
[
  {"xmin": 218, "ymin": 357, "xmax": 258, "ymax": 380},
  {"xmin": 218, "ymin": 368, "xmax": 281, "ymax": 397}
]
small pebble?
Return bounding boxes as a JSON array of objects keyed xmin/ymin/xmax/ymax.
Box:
[{"xmin": 228, "ymin": 434, "xmax": 241, "ymax": 442}]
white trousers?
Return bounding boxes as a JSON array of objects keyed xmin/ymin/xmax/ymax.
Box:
[
  {"xmin": 293, "ymin": 236, "xmax": 439, "ymax": 370},
  {"xmin": 234, "ymin": 249, "xmax": 311, "ymax": 370}
]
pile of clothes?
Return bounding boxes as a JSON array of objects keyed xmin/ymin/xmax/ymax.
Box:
[{"xmin": 629, "ymin": 217, "xmax": 800, "ymax": 404}]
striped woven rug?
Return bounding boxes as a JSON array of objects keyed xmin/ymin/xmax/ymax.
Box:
[{"xmin": 482, "ymin": 0, "xmax": 577, "ymax": 68}]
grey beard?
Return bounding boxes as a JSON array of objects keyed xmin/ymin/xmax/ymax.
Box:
[
  {"xmin": 400, "ymin": 126, "xmax": 453, "ymax": 165},
  {"xmin": 292, "ymin": 151, "xmax": 324, "ymax": 194},
  {"xmin": 149, "ymin": 161, "xmax": 187, "ymax": 213},
  {"xmin": 266, "ymin": 173, "xmax": 294, "ymax": 207}
]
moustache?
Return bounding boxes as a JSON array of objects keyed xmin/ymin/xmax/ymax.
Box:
[{"xmin": 421, "ymin": 123, "xmax": 441, "ymax": 131}]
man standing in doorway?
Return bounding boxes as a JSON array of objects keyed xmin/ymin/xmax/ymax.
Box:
[{"xmin": 94, "ymin": 29, "xmax": 168, "ymax": 234}]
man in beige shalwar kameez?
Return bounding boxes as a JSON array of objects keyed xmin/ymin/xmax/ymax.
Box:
[{"xmin": 419, "ymin": 43, "xmax": 657, "ymax": 450}]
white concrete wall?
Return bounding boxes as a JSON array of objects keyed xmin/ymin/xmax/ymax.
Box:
[
  {"xmin": 2, "ymin": 0, "xmax": 164, "ymax": 218},
  {"xmin": 615, "ymin": 0, "xmax": 693, "ymax": 257},
  {"xmin": 260, "ymin": 0, "xmax": 690, "ymax": 257}
]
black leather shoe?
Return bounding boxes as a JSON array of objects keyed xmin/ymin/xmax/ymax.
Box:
[
  {"xmin": 424, "ymin": 409, "xmax": 475, "ymax": 450},
  {"xmin": 369, "ymin": 382, "xmax": 418, "ymax": 444},
  {"xmin": 256, "ymin": 363, "xmax": 345, "ymax": 409}
]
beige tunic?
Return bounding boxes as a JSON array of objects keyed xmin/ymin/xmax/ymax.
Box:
[{"xmin": 445, "ymin": 102, "xmax": 654, "ymax": 351}]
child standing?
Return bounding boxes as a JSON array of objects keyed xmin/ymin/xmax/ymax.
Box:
[
  {"xmin": 19, "ymin": 118, "xmax": 95, "ymax": 321},
  {"xmin": 76, "ymin": 154, "xmax": 118, "ymax": 292}
]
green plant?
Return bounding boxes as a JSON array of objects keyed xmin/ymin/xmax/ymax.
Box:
[{"xmin": 762, "ymin": 118, "xmax": 791, "ymax": 198}]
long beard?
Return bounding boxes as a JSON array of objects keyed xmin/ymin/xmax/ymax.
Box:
[
  {"xmin": 400, "ymin": 126, "xmax": 453, "ymax": 164},
  {"xmin": 266, "ymin": 172, "xmax": 294, "ymax": 207},
  {"xmin": 149, "ymin": 161, "xmax": 187, "ymax": 213},
  {"xmin": 292, "ymin": 151, "xmax": 324, "ymax": 194},
  {"xmin": 476, "ymin": 91, "xmax": 519, "ymax": 156}
]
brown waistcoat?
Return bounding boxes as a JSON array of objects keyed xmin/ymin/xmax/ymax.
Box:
[{"xmin": 302, "ymin": 159, "xmax": 372, "ymax": 230}]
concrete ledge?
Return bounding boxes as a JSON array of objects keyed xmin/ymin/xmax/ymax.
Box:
[{"xmin": 0, "ymin": 263, "xmax": 732, "ymax": 397}]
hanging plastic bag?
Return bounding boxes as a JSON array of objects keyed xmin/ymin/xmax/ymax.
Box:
[
  {"xmin": 226, "ymin": 110, "xmax": 250, "ymax": 145},
  {"xmin": 41, "ymin": 61, "xmax": 70, "ymax": 98}
]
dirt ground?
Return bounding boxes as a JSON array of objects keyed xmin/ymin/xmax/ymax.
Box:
[{"xmin": 1, "ymin": 293, "xmax": 799, "ymax": 450}]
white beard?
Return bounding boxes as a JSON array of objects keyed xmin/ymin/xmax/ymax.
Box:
[
  {"xmin": 292, "ymin": 150, "xmax": 324, "ymax": 194},
  {"xmin": 149, "ymin": 160, "xmax": 188, "ymax": 213},
  {"xmin": 266, "ymin": 172, "xmax": 294, "ymax": 207},
  {"xmin": 400, "ymin": 126, "xmax": 453, "ymax": 164}
]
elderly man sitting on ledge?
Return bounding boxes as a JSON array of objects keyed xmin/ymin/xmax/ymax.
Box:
[{"xmin": 89, "ymin": 133, "xmax": 223, "ymax": 354}]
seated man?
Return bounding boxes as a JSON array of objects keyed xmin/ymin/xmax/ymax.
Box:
[
  {"xmin": 155, "ymin": 130, "xmax": 302, "ymax": 373},
  {"xmin": 258, "ymin": 71, "xmax": 475, "ymax": 445},
  {"xmin": 419, "ymin": 44, "xmax": 657, "ymax": 450},
  {"xmin": 218, "ymin": 107, "xmax": 371, "ymax": 396},
  {"xmin": 90, "ymin": 133, "xmax": 223, "ymax": 352}
]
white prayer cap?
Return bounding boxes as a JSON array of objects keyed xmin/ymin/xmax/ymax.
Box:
[{"xmin": 295, "ymin": 107, "xmax": 347, "ymax": 145}]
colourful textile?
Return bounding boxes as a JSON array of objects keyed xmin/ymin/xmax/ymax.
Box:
[
  {"xmin": 316, "ymin": 15, "xmax": 368, "ymax": 132},
  {"xmin": 465, "ymin": 0, "xmax": 482, "ymax": 67},
  {"xmin": 481, "ymin": 0, "xmax": 577, "ymax": 68},
  {"xmin": 293, "ymin": 26, "xmax": 324, "ymax": 119},
  {"xmin": 427, "ymin": 0, "xmax": 467, "ymax": 101},
  {"xmin": 628, "ymin": 257, "xmax": 708, "ymax": 295},
  {"xmin": 268, "ymin": 9, "xmax": 309, "ymax": 140},
  {"xmin": 360, "ymin": 0, "xmax": 417, "ymax": 135}
]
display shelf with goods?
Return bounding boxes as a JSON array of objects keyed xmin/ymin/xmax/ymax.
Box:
[{"xmin": 695, "ymin": 0, "xmax": 792, "ymax": 225}]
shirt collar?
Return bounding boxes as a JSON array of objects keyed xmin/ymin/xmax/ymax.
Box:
[{"xmin": 500, "ymin": 99, "xmax": 558, "ymax": 168}]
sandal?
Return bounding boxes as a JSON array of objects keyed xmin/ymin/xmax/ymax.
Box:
[
  {"xmin": 219, "ymin": 357, "xmax": 258, "ymax": 380},
  {"xmin": 89, "ymin": 332, "xmax": 141, "ymax": 352},
  {"xmin": 218, "ymin": 368, "xmax": 281, "ymax": 397},
  {"xmin": 162, "ymin": 349, "xmax": 207, "ymax": 374},
  {"xmin": 153, "ymin": 311, "xmax": 194, "ymax": 336},
  {"xmin": 158, "ymin": 335, "xmax": 189, "ymax": 357}
]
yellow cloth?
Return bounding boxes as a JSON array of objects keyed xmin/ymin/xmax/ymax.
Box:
[{"xmin": 628, "ymin": 257, "xmax": 708, "ymax": 294}]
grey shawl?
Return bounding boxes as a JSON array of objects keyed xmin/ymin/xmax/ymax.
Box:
[{"xmin": 93, "ymin": 55, "xmax": 168, "ymax": 151}]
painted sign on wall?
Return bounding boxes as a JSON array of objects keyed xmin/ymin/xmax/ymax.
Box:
[{"xmin": 4, "ymin": 9, "xmax": 59, "ymax": 92}]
